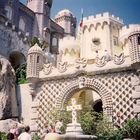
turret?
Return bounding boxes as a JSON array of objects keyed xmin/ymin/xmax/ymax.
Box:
[
  {"xmin": 27, "ymin": 0, "xmax": 53, "ymax": 38},
  {"xmin": 55, "ymin": 9, "xmax": 77, "ymax": 37},
  {"xmin": 128, "ymin": 25, "xmax": 140, "ymax": 69},
  {"xmin": 27, "ymin": 43, "xmax": 43, "ymax": 82},
  {"xmin": 128, "ymin": 25, "xmax": 140, "ymax": 119}
]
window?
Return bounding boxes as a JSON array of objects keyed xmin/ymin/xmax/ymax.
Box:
[
  {"xmin": 5, "ymin": 6, "xmax": 12, "ymax": 20},
  {"xmin": 138, "ymin": 36, "xmax": 140, "ymax": 45},
  {"xmin": 19, "ymin": 17, "xmax": 25, "ymax": 31},
  {"xmin": 52, "ymin": 37, "xmax": 57, "ymax": 47},
  {"xmin": 113, "ymin": 36, "xmax": 118, "ymax": 46},
  {"xmin": 37, "ymin": 56, "xmax": 39, "ymax": 63}
]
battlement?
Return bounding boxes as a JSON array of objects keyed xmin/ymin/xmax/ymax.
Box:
[
  {"xmin": 83, "ymin": 12, "xmax": 123, "ymax": 24},
  {"xmin": 59, "ymin": 36, "xmax": 79, "ymax": 51},
  {"xmin": 60, "ymin": 36, "xmax": 77, "ymax": 42},
  {"xmin": 120, "ymin": 24, "xmax": 140, "ymax": 40}
]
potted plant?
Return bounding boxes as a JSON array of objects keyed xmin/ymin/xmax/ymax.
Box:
[{"xmin": 122, "ymin": 119, "xmax": 140, "ymax": 140}]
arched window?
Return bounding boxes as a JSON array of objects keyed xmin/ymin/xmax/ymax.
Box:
[
  {"xmin": 5, "ymin": 6, "xmax": 12, "ymax": 20},
  {"xmin": 37, "ymin": 56, "xmax": 39, "ymax": 63},
  {"xmin": 19, "ymin": 17, "xmax": 26, "ymax": 31},
  {"xmin": 52, "ymin": 37, "xmax": 57, "ymax": 46}
]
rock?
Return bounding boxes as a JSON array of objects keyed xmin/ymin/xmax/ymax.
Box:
[{"xmin": 0, "ymin": 119, "xmax": 24, "ymax": 133}]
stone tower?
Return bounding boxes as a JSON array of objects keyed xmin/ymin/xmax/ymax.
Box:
[
  {"xmin": 27, "ymin": 43, "xmax": 43, "ymax": 83},
  {"xmin": 128, "ymin": 26, "xmax": 140, "ymax": 68},
  {"xmin": 55, "ymin": 9, "xmax": 77, "ymax": 37},
  {"xmin": 27, "ymin": 0, "xmax": 53, "ymax": 38},
  {"xmin": 128, "ymin": 26, "xmax": 140, "ymax": 118}
]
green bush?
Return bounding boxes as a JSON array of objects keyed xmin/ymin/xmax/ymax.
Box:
[
  {"xmin": 1, "ymin": 132, "xmax": 6, "ymax": 140},
  {"xmin": 30, "ymin": 37, "xmax": 48, "ymax": 51},
  {"xmin": 78, "ymin": 106, "xmax": 101, "ymax": 135},
  {"xmin": 32, "ymin": 133, "xmax": 40, "ymax": 140},
  {"xmin": 122, "ymin": 119, "xmax": 140, "ymax": 139},
  {"xmin": 16, "ymin": 64, "xmax": 28, "ymax": 84},
  {"xmin": 50, "ymin": 105, "xmax": 102, "ymax": 135}
]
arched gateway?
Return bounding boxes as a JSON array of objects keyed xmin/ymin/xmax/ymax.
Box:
[
  {"xmin": 56, "ymin": 77, "xmax": 112, "ymax": 116},
  {"xmin": 33, "ymin": 71, "xmax": 135, "ymax": 133}
]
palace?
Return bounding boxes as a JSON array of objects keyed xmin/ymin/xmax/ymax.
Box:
[{"xmin": 0, "ymin": 0, "xmax": 140, "ymax": 134}]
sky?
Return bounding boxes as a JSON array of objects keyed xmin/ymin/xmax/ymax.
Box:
[{"xmin": 20, "ymin": 0, "xmax": 140, "ymax": 25}]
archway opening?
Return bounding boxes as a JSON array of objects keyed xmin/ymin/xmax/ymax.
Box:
[
  {"xmin": 66, "ymin": 88, "xmax": 103, "ymax": 114},
  {"xmin": 9, "ymin": 51, "xmax": 26, "ymax": 70},
  {"xmin": 93, "ymin": 99, "xmax": 103, "ymax": 113}
]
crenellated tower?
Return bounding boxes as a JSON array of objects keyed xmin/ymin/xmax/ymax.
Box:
[
  {"xmin": 55, "ymin": 9, "xmax": 77, "ymax": 37},
  {"xmin": 80, "ymin": 12, "xmax": 123, "ymax": 60}
]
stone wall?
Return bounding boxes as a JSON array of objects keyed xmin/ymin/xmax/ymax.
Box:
[
  {"xmin": 32, "ymin": 70, "xmax": 136, "ymax": 133},
  {"xmin": 16, "ymin": 84, "xmax": 32, "ymax": 125}
]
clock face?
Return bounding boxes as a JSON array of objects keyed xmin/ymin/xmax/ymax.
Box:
[{"xmin": 91, "ymin": 38, "xmax": 101, "ymax": 51}]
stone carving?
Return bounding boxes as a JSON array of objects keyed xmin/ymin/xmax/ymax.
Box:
[
  {"xmin": 78, "ymin": 77, "xmax": 86, "ymax": 89},
  {"xmin": 113, "ymin": 53, "xmax": 125, "ymax": 65},
  {"xmin": 95, "ymin": 56, "xmax": 107, "ymax": 67},
  {"xmin": 75, "ymin": 58, "xmax": 87, "ymax": 69},
  {"xmin": 0, "ymin": 55, "xmax": 15, "ymax": 119},
  {"xmin": 57, "ymin": 61, "xmax": 67, "ymax": 73},
  {"xmin": 131, "ymin": 75, "xmax": 140, "ymax": 86},
  {"xmin": 67, "ymin": 98, "xmax": 82, "ymax": 124},
  {"xmin": 43, "ymin": 63, "xmax": 52, "ymax": 75}
]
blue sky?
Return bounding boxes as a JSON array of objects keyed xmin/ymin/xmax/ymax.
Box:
[{"xmin": 20, "ymin": 0, "xmax": 140, "ymax": 25}]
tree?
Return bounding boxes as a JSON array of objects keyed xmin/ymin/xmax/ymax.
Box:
[
  {"xmin": 15, "ymin": 64, "xmax": 27, "ymax": 84},
  {"xmin": 30, "ymin": 37, "xmax": 49, "ymax": 51}
]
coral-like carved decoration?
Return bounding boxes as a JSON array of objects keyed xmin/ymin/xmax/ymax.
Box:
[
  {"xmin": 57, "ymin": 62, "xmax": 67, "ymax": 73},
  {"xmin": 75, "ymin": 58, "xmax": 87, "ymax": 69},
  {"xmin": 113, "ymin": 53, "xmax": 125, "ymax": 65},
  {"xmin": 43, "ymin": 63, "xmax": 52, "ymax": 75},
  {"xmin": 78, "ymin": 77, "xmax": 86, "ymax": 89},
  {"xmin": 131, "ymin": 75, "xmax": 140, "ymax": 86},
  {"xmin": 95, "ymin": 56, "xmax": 107, "ymax": 67}
]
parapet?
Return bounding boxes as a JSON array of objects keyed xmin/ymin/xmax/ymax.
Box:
[
  {"xmin": 83, "ymin": 12, "xmax": 123, "ymax": 24},
  {"xmin": 59, "ymin": 36, "xmax": 79, "ymax": 51},
  {"xmin": 120, "ymin": 24, "xmax": 140, "ymax": 40}
]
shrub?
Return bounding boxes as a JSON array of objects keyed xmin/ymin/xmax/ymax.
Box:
[
  {"xmin": 1, "ymin": 132, "xmax": 6, "ymax": 140},
  {"xmin": 32, "ymin": 133, "xmax": 40, "ymax": 140},
  {"xmin": 16, "ymin": 64, "xmax": 28, "ymax": 84},
  {"xmin": 122, "ymin": 119, "xmax": 140, "ymax": 139}
]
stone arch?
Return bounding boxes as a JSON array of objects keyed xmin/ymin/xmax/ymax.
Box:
[
  {"xmin": 56, "ymin": 77, "xmax": 113, "ymax": 118},
  {"xmin": 95, "ymin": 22, "xmax": 101, "ymax": 30},
  {"xmin": 102, "ymin": 21, "xmax": 109, "ymax": 29},
  {"xmin": 89, "ymin": 24, "xmax": 94, "ymax": 32},
  {"xmin": 83, "ymin": 25, "xmax": 88, "ymax": 33},
  {"xmin": 9, "ymin": 51, "xmax": 26, "ymax": 70}
]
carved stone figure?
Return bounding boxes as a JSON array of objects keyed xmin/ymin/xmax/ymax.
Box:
[
  {"xmin": 75, "ymin": 58, "xmax": 87, "ymax": 69},
  {"xmin": 95, "ymin": 56, "xmax": 107, "ymax": 67},
  {"xmin": 113, "ymin": 53, "xmax": 125, "ymax": 65},
  {"xmin": 43, "ymin": 63, "xmax": 52, "ymax": 75},
  {"xmin": 57, "ymin": 61, "xmax": 67, "ymax": 73},
  {"xmin": 0, "ymin": 55, "xmax": 15, "ymax": 119}
]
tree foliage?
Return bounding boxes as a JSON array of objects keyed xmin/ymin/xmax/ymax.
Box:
[
  {"xmin": 30, "ymin": 37, "xmax": 49, "ymax": 51},
  {"xmin": 16, "ymin": 64, "xmax": 27, "ymax": 84}
]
